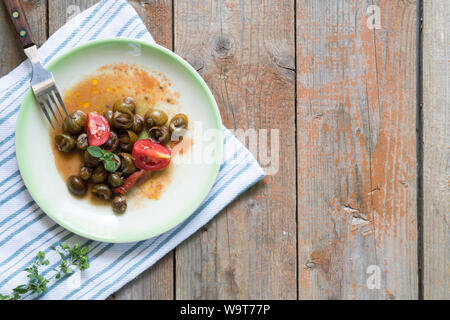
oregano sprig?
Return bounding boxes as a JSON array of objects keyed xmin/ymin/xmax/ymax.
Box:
[
  {"xmin": 87, "ymin": 146, "xmax": 118, "ymax": 172},
  {"xmin": 0, "ymin": 243, "xmax": 90, "ymax": 300}
]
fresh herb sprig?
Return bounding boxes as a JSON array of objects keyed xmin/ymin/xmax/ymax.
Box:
[
  {"xmin": 0, "ymin": 243, "xmax": 90, "ymax": 300},
  {"xmin": 87, "ymin": 146, "xmax": 118, "ymax": 172}
]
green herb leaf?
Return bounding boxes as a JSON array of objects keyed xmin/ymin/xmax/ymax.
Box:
[
  {"xmin": 104, "ymin": 152, "xmax": 114, "ymax": 160},
  {"xmin": 37, "ymin": 251, "xmax": 45, "ymax": 260},
  {"xmin": 87, "ymin": 146, "xmax": 104, "ymax": 158},
  {"xmin": 104, "ymin": 160, "xmax": 117, "ymax": 173},
  {"xmin": 13, "ymin": 286, "xmax": 28, "ymax": 294},
  {"xmin": 0, "ymin": 243, "xmax": 90, "ymax": 300},
  {"xmin": 88, "ymin": 146, "xmax": 117, "ymax": 173}
]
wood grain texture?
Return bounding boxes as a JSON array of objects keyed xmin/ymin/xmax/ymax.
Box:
[
  {"xmin": 48, "ymin": 0, "xmax": 174, "ymax": 300},
  {"xmin": 174, "ymin": 0, "xmax": 297, "ymax": 299},
  {"xmin": 0, "ymin": 0, "xmax": 46, "ymax": 76},
  {"xmin": 422, "ymin": 0, "xmax": 449, "ymax": 300},
  {"xmin": 113, "ymin": 0, "xmax": 174, "ymax": 300},
  {"xmin": 128, "ymin": 0, "xmax": 173, "ymax": 49},
  {"xmin": 48, "ymin": 0, "xmax": 99, "ymax": 35},
  {"xmin": 108, "ymin": 254, "xmax": 174, "ymax": 300},
  {"xmin": 2, "ymin": 0, "xmax": 448, "ymax": 300},
  {"xmin": 296, "ymin": 0, "xmax": 418, "ymax": 299}
]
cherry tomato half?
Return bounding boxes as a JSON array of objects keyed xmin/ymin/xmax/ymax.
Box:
[
  {"xmin": 132, "ymin": 140, "xmax": 171, "ymax": 171},
  {"xmin": 85, "ymin": 112, "xmax": 110, "ymax": 146}
]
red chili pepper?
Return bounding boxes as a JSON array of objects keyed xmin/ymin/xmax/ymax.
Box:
[{"xmin": 113, "ymin": 170, "xmax": 146, "ymax": 195}]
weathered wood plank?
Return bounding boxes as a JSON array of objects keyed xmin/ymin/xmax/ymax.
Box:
[
  {"xmin": 48, "ymin": 0, "xmax": 174, "ymax": 300},
  {"xmin": 114, "ymin": 0, "xmax": 174, "ymax": 300},
  {"xmin": 128, "ymin": 0, "xmax": 173, "ymax": 50},
  {"xmin": 297, "ymin": 0, "xmax": 418, "ymax": 299},
  {"xmin": 48, "ymin": 0, "xmax": 99, "ymax": 35},
  {"xmin": 422, "ymin": 0, "xmax": 449, "ymax": 300},
  {"xmin": 174, "ymin": 0, "xmax": 297, "ymax": 299},
  {"xmin": 108, "ymin": 254, "xmax": 174, "ymax": 300},
  {"xmin": 0, "ymin": 0, "xmax": 47, "ymax": 77}
]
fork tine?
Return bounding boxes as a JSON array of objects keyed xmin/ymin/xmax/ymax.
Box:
[
  {"xmin": 52, "ymin": 89, "xmax": 69, "ymax": 118},
  {"xmin": 38, "ymin": 98, "xmax": 55, "ymax": 130},
  {"xmin": 42, "ymin": 97, "xmax": 62, "ymax": 129},
  {"xmin": 48, "ymin": 92, "xmax": 65, "ymax": 125}
]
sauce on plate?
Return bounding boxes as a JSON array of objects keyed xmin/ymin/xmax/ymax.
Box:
[{"xmin": 50, "ymin": 63, "xmax": 191, "ymax": 206}]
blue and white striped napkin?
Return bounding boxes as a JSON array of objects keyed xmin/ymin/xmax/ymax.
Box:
[{"xmin": 0, "ymin": 0, "xmax": 264, "ymax": 299}]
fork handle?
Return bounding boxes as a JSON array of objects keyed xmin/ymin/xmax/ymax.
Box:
[{"xmin": 3, "ymin": 0, "xmax": 35, "ymax": 48}]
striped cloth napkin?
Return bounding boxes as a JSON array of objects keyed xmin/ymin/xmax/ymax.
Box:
[{"xmin": 0, "ymin": 0, "xmax": 264, "ymax": 299}]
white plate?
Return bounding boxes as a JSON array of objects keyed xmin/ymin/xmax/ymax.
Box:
[{"xmin": 16, "ymin": 38, "xmax": 223, "ymax": 243}]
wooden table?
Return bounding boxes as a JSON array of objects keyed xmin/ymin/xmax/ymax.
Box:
[{"xmin": 1, "ymin": 0, "xmax": 447, "ymax": 300}]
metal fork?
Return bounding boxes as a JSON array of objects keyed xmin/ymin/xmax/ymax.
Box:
[
  {"xmin": 4, "ymin": 0, "xmax": 69, "ymax": 129},
  {"xmin": 24, "ymin": 46, "xmax": 69, "ymax": 129}
]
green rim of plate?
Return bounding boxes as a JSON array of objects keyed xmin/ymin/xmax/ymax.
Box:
[{"xmin": 15, "ymin": 38, "xmax": 223, "ymax": 243}]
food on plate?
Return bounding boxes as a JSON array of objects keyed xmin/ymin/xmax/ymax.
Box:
[
  {"xmin": 118, "ymin": 131, "xmax": 138, "ymax": 152},
  {"xmin": 62, "ymin": 110, "xmax": 87, "ymax": 135},
  {"xmin": 79, "ymin": 166, "xmax": 92, "ymax": 180},
  {"xmin": 148, "ymin": 125, "xmax": 170, "ymax": 144},
  {"xmin": 76, "ymin": 133, "xmax": 89, "ymax": 150},
  {"xmin": 108, "ymin": 172, "xmax": 123, "ymax": 187},
  {"xmin": 85, "ymin": 111, "xmax": 110, "ymax": 146},
  {"xmin": 169, "ymin": 113, "xmax": 188, "ymax": 132},
  {"xmin": 91, "ymin": 183, "xmax": 113, "ymax": 200},
  {"xmin": 144, "ymin": 109, "xmax": 168, "ymax": 129},
  {"xmin": 67, "ymin": 175, "xmax": 87, "ymax": 196},
  {"xmin": 132, "ymin": 139, "xmax": 171, "ymax": 171},
  {"xmin": 53, "ymin": 96, "xmax": 188, "ymax": 213},
  {"xmin": 113, "ymin": 169, "xmax": 146, "ymax": 195},
  {"xmin": 102, "ymin": 131, "xmax": 119, "ymax": 152},
  {"xmin": 55, "ymin": 133, "xmax": 76, "ymax": 152},
  {"xmin": 131, "ymin": 114, "xmax": 144, "ymax": 133},
  {"xmin": 112, "ymin": 195, "xmax": 127, "ymax": 213}
]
